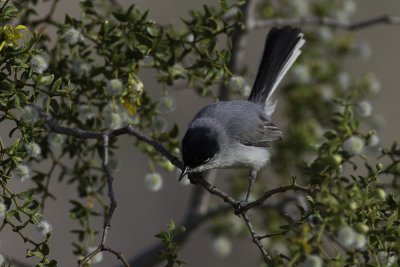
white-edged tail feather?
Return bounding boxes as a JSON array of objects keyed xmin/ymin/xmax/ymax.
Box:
[
  {"xmin": 248, "ymin": 27, "xmax": 305, "ymax": 117},
  {"xmin": 265, "ymin": 33, "xmax": 305, "ymax": 116}
]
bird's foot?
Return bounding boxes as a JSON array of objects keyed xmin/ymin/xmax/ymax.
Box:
[{"xmin": 234, "ymin": 200, "xmax": 248, "ymax": 215}]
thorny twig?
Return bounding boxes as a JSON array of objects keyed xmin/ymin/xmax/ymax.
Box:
[{"xmin": 252, "ymin": 15, "xmax": 400, "ymax": 31}]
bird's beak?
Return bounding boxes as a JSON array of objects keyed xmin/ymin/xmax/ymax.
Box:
[{"xmin": 178, "ymin": 166, "xmax": 190, "ymax": 182}]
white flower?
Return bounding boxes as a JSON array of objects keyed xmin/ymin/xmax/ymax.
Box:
[
  {"xmin": 318, "ymin": 26, "xmax": 333, "ymax": 42},
  {"xmin": 30, "ymin": 55, "xmax": 48, "ymax": 74},
  {"xmin": 319, "ymin": 85, "xmax": 334, "ymax": 101},
  {"xmin": 343, "ymin": 1, "xmax": 357, "ymax": 16},
  {"xmin": 144, "ymin": 173, "xmax": 163, "ymax": 192},
  {"xmin": 0, "ymin": 254, "xmax": 4, "ymax": 265},
  {"xmin": 129, "ymin": 77, "xmax": 143, "ymax": 93},
  {"xmin": 36, "ymin": 220, "xmax": 52, "ymax": 236},
  {"xmin": 72, "ymin": 59, "xmax": 90, "ymax": 76},
  {"xmin": 368, "ymin": 134, "xmax": 380, "ymax": 146},
  {"xmin": 107, "ymin": 156, "xmax": 120, "ymax": 172},
  {"xmin": 377, "ymin": 251, "xmax": 397, "ymax": 266},
  {"xmin": 106, "ymin": 79, "xmax": 123, "ymax": 96},
  {"xmin": 88, "ymin": 246, "xmax": 103, "ymax": 264},
  {"xmin": 152, "ymin": 116, "xmax": 168, "ymax": 132},
  {"xmin": 64, "ymin": 28, "xmax": 83, "ymax": 45},
  {"xmin": 242, "ymin": 85, "xmax": 251, "ymax": 97},
  {"xmin": 353, "ymin": 233, "xmax": 366, "ymax": 249},
  {"xmin": 21, "ymin": 106, "xmax": 39, "ymax": 123},
  {"xmin": 48, "ymin": 133, "xmax": 65, "ymax": 148},
  {"xmin": 229, "ymin": 76, "xmax": 246, "ymax": 92},
  {"xmin": 357, "ymin": 101, "xmax": 372, "ymax": 117},
  {"xmin": 337, "ymin": 226, "xmax": 356, "ymax": 248},
  {"xmin": 338, "ymin": 71, "xmax": 350, "ymax": 90},
  {"xmin": 12, "ymin": 164, "xmax": 31, "ymax": 182},
  {"xmin": 106, "ymin": 112, "xmax": 122, "ymax": 130},
  {"xmin": 298, "ymin": 255, "xmax": 323, "ymax": 267},
  {"xmin": 290, "ymin": 0, "xmax": 309, "ymax": 17},
  {"xmin": 0, "ymin": 202, "xmax": 6, "ymax": 217},
  {"xmin": 355, "ymin": 41, "xmax": 372, "ymax": 61},
  {"xmin": 79, "ymin": 104, "xmax": 95, "ymax": 121},
  {"xmin": 159, "ymin": 96, "xmax": 176, "ymax": 113},
  {"xmin": 343, "ymin": 136, "xmax": 364, "ymax": 155},
  {"xmin": 25, "ymin": 142, "xmax": 41, "ymax": 158},
  {"xmin": 186, "ymin": 34, "xmax": 194, "ymax": 42},
  {"xmin": 363, "ymin": 73, "xmax": 381, "ymax": 94},
  {"xmin": 212, "ymin": 236, "xmax": 232, "ymax": 258},
  {"xmin": 291, "ymin": 64, "xmax": 311, "ymax": 83}
]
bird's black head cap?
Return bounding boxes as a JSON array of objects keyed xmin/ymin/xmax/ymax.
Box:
[{"xmin": 182, "ymin": 126, "xmax": 220, "ymax": 169}]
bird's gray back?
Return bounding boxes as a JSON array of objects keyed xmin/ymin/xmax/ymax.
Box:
[{"xmin": 190, "ymin": 101, "xmax": 282, "ymax": 147}]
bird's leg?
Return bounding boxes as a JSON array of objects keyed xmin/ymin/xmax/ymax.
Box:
[
  {"xmin": 234, "ymin": 170, "xmax": 257, "ymax": 214},
  {"xmin": 245, "ymin": 169, "xmax": 257, "ymax": 202}
]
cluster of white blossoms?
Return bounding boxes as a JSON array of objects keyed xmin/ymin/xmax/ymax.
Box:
[
  {"xmin": 36, "ymin": 220, "xmax": 52, "ymax": 236},
  {"xmin": 159, "ymin": 96, "xmax": 176, "ymax": 113},
  {"xmin": 151, "ymin": 116, "xmax": 168, "ymax": 132},
  {"xmin": 25, "ymin": 142, "xmax": 41, "ymax": 158},
  {"xmin": 30, "ymin": 55, "xmax": 48, "ymax": 74},
  {"xmin": 337, "ymin": 225, "xmax": 366, "ymax": 249},
  {"xmin": 377, "ymin": 251, "xmax": 397, "ymax": 266},
  {"xmin": 106, "ymin": 79, "xmax": 123, "ymax": 96},
  {"xmin": 298, "ymin": 254, "xmax": 323, "ymax": 267},
  {"xmin": 356, "ymin": 101, "xmax": 373, "ymax": 117},
  {"xmin": 64, "ymin": 28, "xmax": 84, "ymax": 45},
  {"xmin": 72, "ymin": 59, "xmax": 90, "ymax": 77},
  {"xmin": 368, "ymin": 134, "xmax": 380, "ymax": 147},
  {"xmin": 79, "ymin": 104, "xmax": 96, "ymax": 121},
  {"xmin": 21, "ymin": 106, "xmax": 39, "ymax": 124},
  {"xmin": 291, "ymin": 64, "xmax": 311, "ymax": 84},
  {"xmin": 212, "ymin": 236, "xmax": 232, "ymax": 258},
  {"xmin": 88, "ymin": 246, "xmax": 103, "ymax": 264},
  {"xmin": 103, "ymin": 103, "xmax": 131, "ymax": 130},
  {"xmin": 229, "ymin": 76, "xmax": 251, "ymax": 97},
  {"xmin": 12, "ymin": 164, "xmax": 32, "ymax": 182},
  {"xmin": 343, "ymin": 136, "xmax": 364, "ymax": 155},
  {"xmin": 48, "ymin": 133, "xmax": 65, "ymax": 148},
  {"xmin": 144, "ymin": 172, "xmax": 163, "ymax": 192}
]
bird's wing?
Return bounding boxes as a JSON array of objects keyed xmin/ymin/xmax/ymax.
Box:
[{"xmin": 234, "ymin": 115, "xmax": 282, "ymax": 147}]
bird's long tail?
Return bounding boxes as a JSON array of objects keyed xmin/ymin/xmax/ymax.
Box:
[{"xmin": 248, "ymin": 26, "xmax": 305, "ymax": 117}]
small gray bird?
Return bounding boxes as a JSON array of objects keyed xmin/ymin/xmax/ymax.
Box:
[{"xmin": 179, "ymin": 26, "xmax": 305, "ymax": 202}]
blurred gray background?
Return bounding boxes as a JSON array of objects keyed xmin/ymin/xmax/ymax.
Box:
[{"xmin": 2, "ymin": 0, "xmax": 400, "ymax": 266}]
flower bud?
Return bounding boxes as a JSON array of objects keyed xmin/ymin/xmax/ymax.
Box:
[{"xmin": 337, "ymin": 226, "xmax": 356, "ymax": 248}]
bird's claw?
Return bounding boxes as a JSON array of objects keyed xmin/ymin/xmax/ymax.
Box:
[{"xmin": 234, "ymin": 200, "xmax": 248, "ymax": 215}]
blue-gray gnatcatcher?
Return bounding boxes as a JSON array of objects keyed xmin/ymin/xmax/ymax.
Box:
[{"xmin": 179, "ymin": 26, "xmax": 305, "ymax": 202}]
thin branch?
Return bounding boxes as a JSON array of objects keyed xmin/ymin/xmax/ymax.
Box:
[
  {"xmin": 241, "ymin": 182, "xmax": 312, "ymax": 212},
  {"xmin": 78, "ymin": 135, "xmax": 128, "ymax": 266},
  {"xmin": 253, "ymin": 15, "xmax": 400, "ymax": 31},
  {"xmin": 241, "ymin": 212, "xmax": 272, "ymax": 262}
]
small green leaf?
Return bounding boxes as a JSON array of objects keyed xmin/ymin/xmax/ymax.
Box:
[
  {"xmin": 40, "ymin": 74, "xmax": 54, "ymax": 85},
  {"xmin": 52, "ymin": 77, "xmax": 62, "ymax": 92}
]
